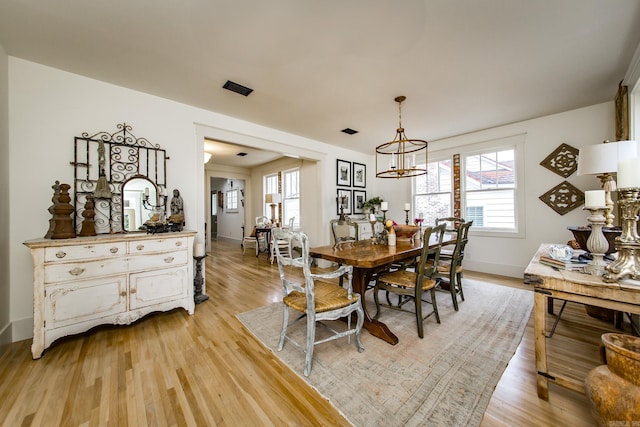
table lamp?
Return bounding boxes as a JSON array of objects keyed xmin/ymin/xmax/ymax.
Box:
[
  {"xmin": 265, "ymin": 193, "xmax": 282, "ymax": 224},
  {"xmin": 577, "ymin": 140, "xmax": 637, "ymax": 227}
]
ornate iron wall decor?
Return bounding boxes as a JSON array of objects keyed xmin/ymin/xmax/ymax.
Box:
[
  {"xmin": 71, "ymin": 123, "xmax": 169, "ymax": 234},
  {"xmin": 540, "ymin": 143, "xmax": 579, "ymax": 178},
  {"xmin": 539, "ymin": 181, "xmax": 584, "ymax": 215}
]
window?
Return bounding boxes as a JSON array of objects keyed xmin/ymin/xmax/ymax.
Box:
[
  {"xmin": 413, "ymin": 134, "xmax": 524, "ymax": 237},
  {"xmin": 263, "ymin": 173, "xmax": 278, "ymax": 218},
  {"xmin": 414, "ymin": 159, "xmax": 452, "ymax": 225},
  {"xmin": 226, "ymin": 189, "xmax": 238, "ymax": 212},
  {"xmin": 464, "ymin": 148, "xmax": 515, "ymax": 231},
  {"xmin": 282, "ymin": 169, "xmax": 300, "ymax": 228}
]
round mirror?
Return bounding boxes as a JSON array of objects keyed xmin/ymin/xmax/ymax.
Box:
[{"xmin": 122, "ymin": 177, "xmax": 160, "ymax": 232}]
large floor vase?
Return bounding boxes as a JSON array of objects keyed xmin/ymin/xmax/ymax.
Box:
[{"xmin": 585, "ymin": 333, "xmax": 640, "ymax": 426}]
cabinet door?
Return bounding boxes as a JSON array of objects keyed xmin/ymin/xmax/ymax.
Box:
[
  {"xmin": 129, "ymin": 267, "xmax": 189, "ymax": 310},
  {"xmin": 45, "ymin": 275, "xmax": 127, "ymax": 328}
]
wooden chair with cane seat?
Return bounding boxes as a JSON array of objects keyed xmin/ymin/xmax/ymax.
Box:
[
  {"xmin": 270, "ymin": 227, "xmax": 293, "ymax": 264},
  {"xmin": 274, "ymin": 230, "xmax": 364, "ymax": 376},
  {"xmin": 373, "ymin": 223, "xmax": 447, "ymax": 339},
  {"xmin": 435, "ymin": 217, "xmax": 466, "ymax": 258},
  {"xmin": 432, "ymin": 220, "xmax": 473, "ymax": 311}
]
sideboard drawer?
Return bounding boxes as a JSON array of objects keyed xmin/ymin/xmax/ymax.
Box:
[
  {"xmin": 45, "ymin": 242, "xmax": 126, "ymax": 263},
  {"xmin": 128, "ymin": 250, "xmax": 188, "ymax": 270},
  {"xmin": 128, "ymin": 237, "xmax": 188, "ymax": 254},
  {"xmin": 44, "ymin": 257, "xmax": 129, "ymax": 283}
]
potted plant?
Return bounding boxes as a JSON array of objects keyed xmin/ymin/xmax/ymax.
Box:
[{"xmin": 363, "ymin": 196, "xmax": 384, "ymax": 214}]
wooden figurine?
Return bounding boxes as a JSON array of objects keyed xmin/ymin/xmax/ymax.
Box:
[
  {"xmin": 51, "ymin": 183, "xmax": 76, "ymax": 239},
  {"xmin": 78, "ymin": 195, "xmax": 97, "ymax": 236},
  {"xmin": 44, "ymin": 180, "xmax": 60, "ymax": 238}
]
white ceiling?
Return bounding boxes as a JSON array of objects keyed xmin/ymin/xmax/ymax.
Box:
[{"xmin": 2, "ymin": 0, "xmax": 640, "ymax": 166}]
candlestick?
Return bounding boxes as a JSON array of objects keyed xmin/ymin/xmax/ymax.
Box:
[
  {"xmin": 193, "ymin": 254, "xmax": 209, "ymax": 304},
  {"xmin": 584, "ymin": 207, "xmax": 608, "ymax": 276},
  {"xmin": 603, "ymin": 188, "xmax": 640, "ymax": 282},
  {"xmin": 380, "ymin": 202, "xmax": 388, "ymax": 211},
  {"xmin": 404, "ymin": 203, "xmax": 411, "ymax": 211},
  {"xmin": 195, "ymin": 242, "xmax": 205, "ymax": 257}
]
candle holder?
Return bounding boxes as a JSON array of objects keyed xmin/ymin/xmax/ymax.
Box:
[
  {"xmin": 193, "ymin": 254, "xmax": 209, "ymax": 304},
  {"xmin": 381, "ymin": 208, "xmax": 388, "ymax": 223},
  {"xmin": 603, "ymin": 188, "xmax": 640, "ymax": 282},
  {"xmin": 404, "ymin": 209, "xmax": 410, "ymax": 225},
  {"xmin": 583, "ymin": 207, "xmax": 608, "ymax": 276}
]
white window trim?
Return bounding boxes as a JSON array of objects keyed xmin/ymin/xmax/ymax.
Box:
[{"xmin": 460, "ymin": 134, "xmax": 526, "ymax": 239}]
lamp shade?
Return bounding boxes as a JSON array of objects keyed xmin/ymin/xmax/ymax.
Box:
[
  {"xmin": 265, "ymin": 193, "xmax": 282, "ymax": 204},
  {"xmin": 577, "ymin": 140, "xmax": 637, "ymax": 175}
]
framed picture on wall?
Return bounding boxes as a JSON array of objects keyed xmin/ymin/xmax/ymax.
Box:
[
  {"xmin": 336, "ymin": 159, "xmax": 351, "ymax": 187},
  {"xmin": 337, "ymin": 189, "xmax": 352, "ymax": 215},
  {"xmin": 353, "ymin": 190, "xmax": 366, "ymax": 214},
  {"xmin": 353, "ymin": 162, "xmax": 366, "ymax": 188}
]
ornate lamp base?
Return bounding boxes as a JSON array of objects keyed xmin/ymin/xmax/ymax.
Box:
[{"xmin": 194, "ymin": 255, "xmax": 209, "ymax": 304}]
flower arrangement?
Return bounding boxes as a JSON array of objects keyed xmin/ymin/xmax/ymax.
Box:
[
  {"xmin": 385, "ymin": 219, "xmax": 396, "ymax": 233},
  {"xmin": 414, "ymin": 218, "xmax": 424, "ymax": 226}
]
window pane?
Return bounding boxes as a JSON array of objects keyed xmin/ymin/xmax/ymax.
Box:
[
  {"xmin": 496, "ymin": 149, "xmax": 515, "ymax": 186},
  {"xmin": 415, "ymin": 193, "xmax": 451, "ymax": 226},
  {"xmin": 465, "ymin": 189, "xmax": 514, "ymax": 229}
]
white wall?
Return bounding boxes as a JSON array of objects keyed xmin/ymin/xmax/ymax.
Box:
[
  {"xmin": 7, "ymin": 57, "xmax": 371, "ymax": 342},
  {"xmin": 430, "ymin": 102, "xmax": 615, "ymax": 277},
  {"xmin": 0, "ymin": 43, "xmax": 10, "ymax": 345}
]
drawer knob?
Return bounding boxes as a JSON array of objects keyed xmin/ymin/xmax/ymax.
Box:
[
  {"xmin": 175, "ymin": 241, "xmax": 183, "ymax": 247},
  {"xmin": 130, "ymin": 288, "xmax": 137, "ymax": 294},
  {"xmin": 69, "ymin": 267, "xmax": 85, "ymax": 276},
  {"xmin": 164, "ymin": 256, "xmax": 175, "ymax": 263},
  {"xmin": 136, "ymin": 245, "xmax": 144, "ymax": 251},
  {"xmin": 110, "ymin": 247, "xmax": 119, "ymax": 254},
  {"xmin": 56, "ymin": 251, "xmax": 67, "ymax": 259},
  {"xmin": 120, "ymin": 291, "xmax": 127, "ymax": 297}
]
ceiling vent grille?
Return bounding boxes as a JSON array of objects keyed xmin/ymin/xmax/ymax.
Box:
[
  {"xmin": 341, "ymin": 128, "xmax": 358, "ymax": 135},
  {"xmin": 237, "ymin": 152, "xmax": 248, "ymax": 157},
  {"xmin": 223, "ymin": 80, "xmax": 253, "ymax": 96}
]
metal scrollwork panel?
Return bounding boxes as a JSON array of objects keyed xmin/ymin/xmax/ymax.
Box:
[{"xmin": 72, "ymin": 123, "xmax": 169, "ymax": 234}]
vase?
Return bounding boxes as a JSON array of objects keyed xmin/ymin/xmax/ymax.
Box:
[{"xmin": 585, "ymin": 333, "xmax": 640, "ymax": 426}]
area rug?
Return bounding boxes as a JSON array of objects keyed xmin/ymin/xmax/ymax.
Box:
[{"xmin": 237, "ymin": 279, "xmax": 533, "ymax": 427}]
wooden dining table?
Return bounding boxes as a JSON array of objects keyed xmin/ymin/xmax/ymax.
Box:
[{"xmin": 309, "ymin": 238, "xmax": 428, "ymax": 345}]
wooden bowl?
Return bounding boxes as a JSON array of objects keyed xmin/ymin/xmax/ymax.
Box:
[
  {"xmin": 567, "ymin": 225, "xmax": 621, "ymax": 254},
  {"xmin": 393, "ymin": 225, "xmax": 420, "ymax": 240}
]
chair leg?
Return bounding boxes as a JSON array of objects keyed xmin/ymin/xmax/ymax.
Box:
[
  {"xmin": 450, "ymin": 270, "xmax": 459, "ymax": 311},
  {"xmin": 457, "ymin": 271, "xmax": 465, "ymax": 301},
  {"xmin": 278, "ymin": 304, "xmax": 289, "ymax": 351},
  {"xmin": 354, "ymin": 303, "xmax": 365, "ymax": 353},
  {"xmin": 304, "ymin": 313, "xmax": 317, "ymax": 377},
  {"xmin": 415, "ymin": 291, "xmax": 424, "ymax": 339},
  {"xmin": 431, "ymin": 288, "xmax": 440, "ymax": 324}
]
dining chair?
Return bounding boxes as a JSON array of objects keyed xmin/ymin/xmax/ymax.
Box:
[
  {"xmin": 330, "ymin": 218, "xmax": 358, "ymax": 246},
  {"xmin": 242, "ymin": 216, "xmax": 270, "ymax": 255},
  {"xmin": 283, "ymin": 216, "xmax": 295, "ymax": 231},
  {"xmin": 274, "ymin": 230, "xmax": 364, "ymax": 376},
  {"xmin": 435, "ymin": 217, "xmax": 466, "ymax": 258},
  {"xmin": 270, "ymin": 227, "xmax": 292, "ymax": 264},
  {"xmin": 432, "ymin": 220, "xmax": 473, "ymax": 311},
  {"xmin": 373, "ymin": 223, "xmax": 447, "ymax": 339}
]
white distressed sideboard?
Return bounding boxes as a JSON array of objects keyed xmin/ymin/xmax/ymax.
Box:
[{"xmin": 24, "ymin": 231, "xmax": 197, "ymax": 359}]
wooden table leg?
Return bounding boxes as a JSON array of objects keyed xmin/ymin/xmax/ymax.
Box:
[
  {"xmin": 534, "ymin": 291, "xmax": 550, "ymax": 400},
  {"xmin": 352, "ymin": 268, "xmax": 399, "ymax": 345}
]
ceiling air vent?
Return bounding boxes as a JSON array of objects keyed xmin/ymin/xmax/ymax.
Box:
[
  {"xmin": 237, "ymin": 152, "xmax": 248, "ymax": 157},
  {"xmin": 341, "ymin": 128, "xmax": 358, "ymax": 135},
  {"xmin": 223, "ymin": 80, "xmax": 253, "ymax": 96}
]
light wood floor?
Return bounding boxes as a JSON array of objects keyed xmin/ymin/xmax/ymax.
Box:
[{"xmin": 1, "ymin": 238, "xmax": 633, "ymax": 426}]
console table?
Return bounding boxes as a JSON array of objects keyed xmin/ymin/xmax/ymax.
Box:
[
  {"xmin": 524, "ymin": 243, "xmax": 640, "ymax": 400},
  {"xmin": 24, "ymin": 231, "xmax": 196, "ymax": 359}
]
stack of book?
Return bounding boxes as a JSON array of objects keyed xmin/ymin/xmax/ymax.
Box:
[{"xmin": 539, "ymin": 255, "xmax": 589, "ymax": 271}]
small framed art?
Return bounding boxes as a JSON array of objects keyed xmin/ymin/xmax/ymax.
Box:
[
  {"xmin": 353, "ymin": 190, "xmax": 366, "ymax": 214},
  {"xmin": 337, "ymin": 159, "xmax": 351, "ymax": 187},
  {"xmin": 353, "ymin": 162, "xmax": 366, "ymax": 188},
  {"xmin": 337, "ymin": 189, "xmax": 352, "ymax": 215}
]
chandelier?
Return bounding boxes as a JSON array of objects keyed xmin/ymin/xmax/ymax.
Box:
[{"xmin": 375, "ymin": 96, "xmax": 428, "ymax": 178}]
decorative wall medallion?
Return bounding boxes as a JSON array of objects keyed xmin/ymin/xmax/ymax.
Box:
[
  {"xmin": 540, "ymin": 143, "xmax": 579, "ymax": 178},
  {"xmin": 539, "ymin": 181, "xmax": 584, "ymax": 215}
]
